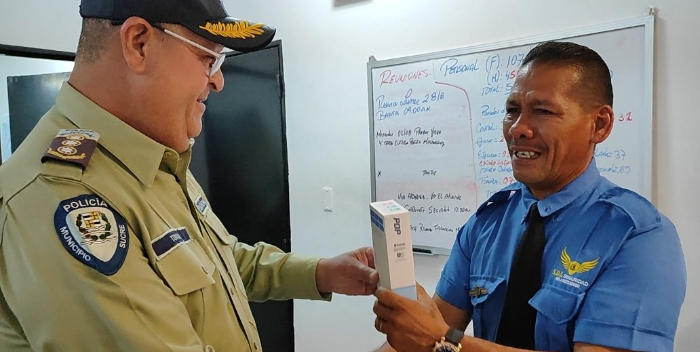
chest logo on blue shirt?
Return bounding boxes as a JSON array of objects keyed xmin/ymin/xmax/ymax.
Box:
[
  {"xmin": 54, "ymin": 195, "xmax": 129, "ymax": 276},
  {"xmin": 551, "ymin": 247, "xmax": 599, "ymax": 289}
]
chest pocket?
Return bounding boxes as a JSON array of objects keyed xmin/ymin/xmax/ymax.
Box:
[
  {"xmin": 155, "ymin": 234, "xmax": 216, "ymax": 296},
  {"xmin": 198, "ymin": 211, "xmax": 251, "ymax": 301},
  {"xmin": 530, "ymin": 285, "xmax": 583, "ymax": 351},
  {"xmin": 469, "ymin": 275, "xmax": 506, "ymax": 340}
]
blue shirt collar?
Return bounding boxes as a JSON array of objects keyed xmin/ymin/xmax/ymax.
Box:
[{"xmin": 519, "ymin": 158, "xmax": 601, "ymax": 220}]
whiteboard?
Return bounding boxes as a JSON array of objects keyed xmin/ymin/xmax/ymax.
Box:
[{"xmin": 368, "ymin": 16, "xmax": 654, "ymax": 254}]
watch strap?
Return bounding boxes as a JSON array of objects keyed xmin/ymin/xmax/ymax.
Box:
[{"xmin": 445, "ymin": 327, "xmax": 464, "ymax": 346}]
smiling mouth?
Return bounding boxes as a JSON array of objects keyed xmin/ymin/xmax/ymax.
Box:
[{"xmin": 513, "ymin": 151, "xmax": 541, "ymax": 159}]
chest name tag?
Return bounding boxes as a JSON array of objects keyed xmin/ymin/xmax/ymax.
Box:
[
  {"xmin": 54, "ymin": 194, "xmax": 129, "ymax": 275},
  {"xmin": 152, "ymin": 228, "xmax": 192, "ymax": 261}
]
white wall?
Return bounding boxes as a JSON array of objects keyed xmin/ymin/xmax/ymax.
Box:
[
  {"xmin": 2, "ymin": 0, "xmax": 698, "ymax": 351},
  {"xmin": 232, "ymin": 1, "xmax": 700, "ymax": 351}
]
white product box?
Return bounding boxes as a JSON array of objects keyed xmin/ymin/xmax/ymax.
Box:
[{"xmin": 370, "ymin": 200, "xmax": 416, "ymax": 299}]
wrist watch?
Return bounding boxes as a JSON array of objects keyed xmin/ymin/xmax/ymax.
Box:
[{"xmin": 432, "ymin": 327, "xmax": 463, "ymax": 352}]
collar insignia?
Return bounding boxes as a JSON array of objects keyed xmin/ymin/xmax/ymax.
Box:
[{"xmin": 195, "ymin": 195, "xmax": 209, "ymax": 216}]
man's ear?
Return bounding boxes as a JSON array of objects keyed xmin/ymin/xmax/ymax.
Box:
[
  {"xmin": 591, "ymin": 104, "xmax": 614, "ymax": 144},
  {"xmin": 119, "ymin": 17, "xmax": 159, "ymax": 74}
]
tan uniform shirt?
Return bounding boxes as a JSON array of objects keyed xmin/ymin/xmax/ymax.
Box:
[{"xmin": 0, "ymin": 83, "xmax": 327, "ymax": 352}]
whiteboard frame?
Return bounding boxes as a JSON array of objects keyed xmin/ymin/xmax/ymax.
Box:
[{"xmin": 367, "ymin": 16, "xmax": 654, "ymax": 254}]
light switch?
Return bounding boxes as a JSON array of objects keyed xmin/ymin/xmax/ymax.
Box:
[{"xmin": 323, "ymin": 187, "xmax": 333, "ymax": 212}]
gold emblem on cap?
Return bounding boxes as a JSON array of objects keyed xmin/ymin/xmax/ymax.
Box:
[{"xmin": 199, "ymin": 21, "xmax": 264, "ymax": 39}]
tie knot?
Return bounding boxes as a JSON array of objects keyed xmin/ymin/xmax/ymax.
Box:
[{"xmin": 528, "ymin": 202, "xmax": 543, "ymax": 221}]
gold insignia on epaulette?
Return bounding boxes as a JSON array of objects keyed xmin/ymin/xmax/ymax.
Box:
[
  {"xmin": 199, "ymin": 21, "xmax": 264, "ymax": 39},
  {"xmin": 42, "ymin": 129, "xmax": 100, "ymax": 168},
  {"xmin": 468, "ymin": 286, "xmax": 488, "ymax": 298}
]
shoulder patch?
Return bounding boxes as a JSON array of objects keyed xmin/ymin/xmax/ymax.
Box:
[
  {"xmin": 54, "ymin": 194, "xmax": 128, "ymax": 275},
  {"xmin": 41, "ymin": 129, "xmax": 100, "ymax": 168},
  {"xmin": 598, "ymin": 187, "xmax": 660, "ymax": 229}
]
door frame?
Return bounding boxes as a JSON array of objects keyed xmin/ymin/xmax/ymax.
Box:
[
  {"xmin": 0, "ymin": 44, "xmax": 75, "ymax": 161},
  {"xmin": 0, "ymin": 44, "xmax": 75, "ymax": 61}
]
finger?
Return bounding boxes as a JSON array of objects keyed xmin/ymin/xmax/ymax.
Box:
[
  {"xmin": 373, "ymin": 298, "xmax": 394, "ymax": 319},
  {"xmin": 365, "ymin": 247, "xmax": 376, "ymax": 269},
  {"xmin": 358, "ymin": 262, "xmax": 379, "ymax": 283},
  {"xmin": 375, "ymin": 317, "xmax": 390, "ymax": 335},
  {"xmin": 375, "ymin": 286, "xmax": 412, "ymax": 309},
  {"xmin": 366, "ymin": 267, "xmax": 379, "ymax": 286},
  {"xmin": 349, "ymin": 250, "xmax": 379, "ymax": 285},
  {"xmin": 373, "ymin": 286, "xmax": 390, "ymax": 301},
  {"xmin": 415, "ymin": 281, "xmax": 427, "ymax": 294},
  {"xmin": 415, "ymin": 282, "xmax": 431, "ymax": 301},
  {"xmin": 365, "ymin": 281, "xmax": 378, "ymax": 296}
]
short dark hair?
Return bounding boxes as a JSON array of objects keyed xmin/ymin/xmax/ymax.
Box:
[
  {"xmin": 76, "ymin": 18, "xmax": 168, "ymax": 64},
  {"xmin": 522, "ymin": 41, "xmax": 613, "ymax": 107},
  {"xmin": 75, "ymin": 18, "xmax": 119, "ymax": 64}
]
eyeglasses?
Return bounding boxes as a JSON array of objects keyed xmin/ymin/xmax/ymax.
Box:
[{"xmin": 153, "ymin": 25, "xmax": 226, "ymax": 77}]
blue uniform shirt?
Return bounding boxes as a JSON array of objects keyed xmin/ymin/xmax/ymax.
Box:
[{"xmin": 436, "ymin": 159, "xmax": 686, "ymax": 351}]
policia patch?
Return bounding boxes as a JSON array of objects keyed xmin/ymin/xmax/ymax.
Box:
[{"xmin": 54, "ymin": 195, "xmax": 128, "ymax": 275}]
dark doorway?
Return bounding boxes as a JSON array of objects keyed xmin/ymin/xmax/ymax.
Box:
[
  {"xmin": 190, "ymin": 42, "xmax": 293, "ymax": 352},
  {"xmin": 7, "ymin": 71, "xmax": 71, "ymax": 152}
]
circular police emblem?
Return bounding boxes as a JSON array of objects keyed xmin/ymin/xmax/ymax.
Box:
[
  {"xmin": 61, "ymin": 139, "xmax": 82, "ymax": 147},
  {"xmin": 54, "ymin": 194, "xmax": 129, "ymax": 275}
]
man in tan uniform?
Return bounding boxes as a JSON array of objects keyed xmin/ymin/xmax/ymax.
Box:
[{"xmin": 0, "ymin": 0, "xmax": 379, "ymax": 351}]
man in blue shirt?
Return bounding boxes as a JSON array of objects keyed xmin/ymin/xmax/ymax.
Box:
[{"xmin": 372, "ymin": 42, "xmax": 686, "ymax": 352}]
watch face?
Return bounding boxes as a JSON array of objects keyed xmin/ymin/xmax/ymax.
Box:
[{"xmin": 435, "ymin": 344, "xmax": 458, "ymax": 352}]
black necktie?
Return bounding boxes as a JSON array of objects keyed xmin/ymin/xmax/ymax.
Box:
[{"xmin": 496, "ymin": 202, "xmax": 546, "ymax": 349}]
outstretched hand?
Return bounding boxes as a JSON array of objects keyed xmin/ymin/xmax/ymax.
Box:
[
  {"xmin": 316, "ymin": 246, "xmax": 379, "ymax": 296},
  {"xmin": 373, "ymin": 283, "xmax": 449, "ymax": 352}
]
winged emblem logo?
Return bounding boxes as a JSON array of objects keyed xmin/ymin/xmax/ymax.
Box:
[{"xmin": 560, "ymin": 247, "xmax": 599, "ymax": 275}]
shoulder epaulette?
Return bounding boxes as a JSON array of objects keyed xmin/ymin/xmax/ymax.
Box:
[
  {"xmin": 41, "ymin": 129, "xmax": 100, "ymax": 169},
  {"xmin": 598, "ymin": 187, "xmax": 660, "ymax": 229}
]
